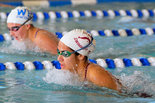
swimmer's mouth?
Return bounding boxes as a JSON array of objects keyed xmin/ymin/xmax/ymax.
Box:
[
  {"xmin": 14, "ymin": 36, "xmax": 22, "ymax": 41},
  {"xmin": 15, "ymin": 36, "xmax": 19, "ymax": 40},
  {"xmin": 14, "ymin": 36, "xmax": 18, "ymax": 39},
  {"xmin": 60, "ymin": 64, "xmax": 64, "ymax": 68}
]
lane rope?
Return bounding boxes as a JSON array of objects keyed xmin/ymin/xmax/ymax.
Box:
[
  {"xmin": 0, "ymin": 27, "xmax": 155, "ymax": 42},
  {"xmin": 0, "ymin": 9, "xmax": 155, "ymax": 20},
  {"xmin": 0, "ymin": 57, "xmax": 154, "ymax": 70}
]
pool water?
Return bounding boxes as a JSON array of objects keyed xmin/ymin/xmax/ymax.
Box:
[{"xmin": 0, "ymin": 2, "xmax": 155, "ymax": 103}]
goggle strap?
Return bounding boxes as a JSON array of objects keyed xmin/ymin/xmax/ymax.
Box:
[{"xmin": 18, "ymin": 15, "xmax": 33, "ymax": 28}]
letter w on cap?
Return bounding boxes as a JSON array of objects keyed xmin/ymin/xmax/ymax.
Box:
[{"xmin": 17, "ymin": 9, "xmax": 26, "ymax": 16}]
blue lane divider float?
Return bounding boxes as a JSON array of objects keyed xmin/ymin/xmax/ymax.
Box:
[
  {"xmin": 0, "ymin": 57, "xmax": 154, "ymax": 71},
  {"xmin": 1, "ymin": 9, "xmax": 155, "ymax": 20},
  {"xmin": 0, "ymin": 27, "xmax": 154, "ymax": 42},
  {"xmin": 1, "ymin": 0, "xmax": 155, "ymax": 7}
]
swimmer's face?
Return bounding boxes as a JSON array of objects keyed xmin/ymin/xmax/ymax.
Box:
[
  {"xmin": 57, "ymin": 41, "xmax": 79, "ymax": 72},
  {"xmin": 7, "ymin": 23, "xmax": 28, "ymax": 41}
]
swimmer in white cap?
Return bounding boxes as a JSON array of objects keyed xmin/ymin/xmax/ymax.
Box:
[
  {"xmin": 57, "ymin": 29, "xmax": 122, "ymax": 92},
  {"xmin": 7, "ymin": 6, "xmax": 59, "ymax": 54}
]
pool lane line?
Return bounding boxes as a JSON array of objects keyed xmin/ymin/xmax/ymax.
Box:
[
  {"xmin": 0, "ymin": 0, "xmax": 155, "ymax": 7},
  {"xmin": 0, "ymin": 9, "xmax": 155, "ymax": 20},
  {"xmin": 0, "ymin": 57, "xmax": 154, "ymax": 70},
  {"xmin": 0, "ymin": 27, "xmax": 155, "ymax": 42}
]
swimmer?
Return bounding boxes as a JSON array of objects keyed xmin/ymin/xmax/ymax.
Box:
[
  {"xmin": 57, "ymin": 29, "xmax": 122, "ymax": 92},
  {"xmin": 7, "ymin": 6, "xmax": 59, "ymax": 54}
]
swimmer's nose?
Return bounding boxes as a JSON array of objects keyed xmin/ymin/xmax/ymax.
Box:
[
  {"xmin": 10, "ymin": 31, "xmax": 18, "ymax": 39},
  {"xmin": 57, "ymin": 55, "xmax": 64, "ymax": 62},
  {"xmin": 10, "ymin": 31, "xmax": 15, "ymax": 36}
]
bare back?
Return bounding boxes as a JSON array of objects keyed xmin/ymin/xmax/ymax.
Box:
[
  {"xmin": 29, "ymin": 27, "xmax": 59, "ymax": 54},
  {"xmin": 86, "ymin": 63, "xmax": 122, "ymax": 91}
]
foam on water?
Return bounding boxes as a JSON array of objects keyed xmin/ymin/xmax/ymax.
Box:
[
  {"xmin": 118, "ymin": 16, "xmax": 135, "ymax": 23},
  {"xmin": 118, "ymin": 16, "xmax": 153, "ymax": 23},
  {"xmin": 0, "ymin": 40, "xmax": 42, "ymax": 54},
  {"xmin": 0, "ymin": 39, "xmax": 54, "ymax": 62},
  {"xmin": 43, "ymin": 68, "xmax": 82, "ymax": 86},
  {"xmin": 43, "ymin": 66, "xmax": 155, "ymax": 98},
  {"xmin": 119, "ymin": 70, "xmax": 155, "ymax": 97}
]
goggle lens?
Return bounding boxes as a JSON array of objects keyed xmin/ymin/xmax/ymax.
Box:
[
  {"xmin": 9, "ymin": 26, "xmax": 20, "ymax": 32},
  {"xmin": 57, "ymin": 49, "xmax": 72, "ymax": 57}
]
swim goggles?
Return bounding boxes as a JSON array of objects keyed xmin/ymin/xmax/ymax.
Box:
[
  {"xmin": 8, "ymin": 15, "xmax": 33, "ymax": 32},
  {"xmin": 57, "ymin": 37, "xmax": 93, "ymax": 57}
]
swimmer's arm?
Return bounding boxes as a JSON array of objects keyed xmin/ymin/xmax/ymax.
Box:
[
  {"xmin": 33, "ymin": 32, "xmax": 59, "ymax": 55},
  {"xmin": 87, "ymin": 65, "xmax": 119, "ymax": 91}
]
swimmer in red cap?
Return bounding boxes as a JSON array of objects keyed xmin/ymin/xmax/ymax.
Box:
[{"xmin": 57, "ymin": 29, "xmax": 122, "ymax": 92}]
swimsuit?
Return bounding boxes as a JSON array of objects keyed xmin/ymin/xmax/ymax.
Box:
[
  {"xmin": 84, "ymin": 63, "xmax": 90, "ymax": 81},
  {"xmin": 34, "ymin": 29, "xmax": 42, "ymax": 38}
]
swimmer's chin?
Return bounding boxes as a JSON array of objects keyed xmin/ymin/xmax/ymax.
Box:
[
  {"xmin": 61, "ymin": 67, "xmax": 65, "ymax": 70},
  {"xmin": 15, "ymin": 37, "xmax": 24, "ymax": 41},
  {"xmin": 61, "ymin": 67, "xmax": 68, "ymax": 70}
]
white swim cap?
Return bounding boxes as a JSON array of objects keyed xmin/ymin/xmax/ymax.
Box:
[
  {"xmin": 7, "ymin": 6, "xmax": 32, "ymax": 24},
  {"xmin": 60, "ymin": 29, "xmax": 96, "ymax": 56}
]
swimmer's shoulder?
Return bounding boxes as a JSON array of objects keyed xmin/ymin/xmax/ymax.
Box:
[
  {"xmin": 87, "ymin": 63, "xmax": 108, "ymax": 79},
  {"xmin": 88, "ymin": 63, "xmax": 108, "ymax": 74},
  {"xmin": 88, "ymin": 63, "xmax": 117, "ymax": 82},
  {"xmin": 88, "ymin": 63, "xmax": 121, "ymax": 91},
  {"xmin": 32, "ymin": 28, "xmax": 57, "ymax": 40},
  {"xmin": 35, "ymin": 29, "xmax": 52, "ymax": 36},
  {"xmin": 40, "ymin": 30, "xmax": 57, "ymax": 38}
]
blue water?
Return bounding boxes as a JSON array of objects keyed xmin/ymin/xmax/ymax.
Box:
[{"xmin": 0, "ymin": 3, "xmax": 155, "ymax": 103}]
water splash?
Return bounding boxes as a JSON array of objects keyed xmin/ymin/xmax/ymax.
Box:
[
  {"xmin": 118, "ymin": 16, "xmax": 135, "ymax": 23},
  {"xmin": 43, "ymin": 69, "xmax": 82, "ymax": 86},
  {"xmin": 0, "ymin": 39, "xmax": 42, "ymax": 54},
  {"xmin": 120, "ymin": 71, "xmax": 155, "ymax": 97}
]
